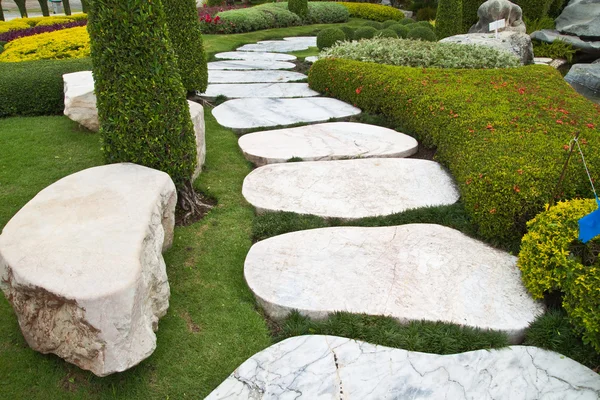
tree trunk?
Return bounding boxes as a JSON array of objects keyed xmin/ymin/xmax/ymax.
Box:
[
  {"xmin": 14, "ymin": 0, "xmax": 28, "ymax": 18},
  {"xmin": 0, "ymin": 0, "xmax": 5, "ymax": 21},
  {"xmin": 37, "ymin": 0, "xmax": 50, "ymax": 16},
  {"xmin": 62, "ymin": 0, "xmax": 72, "ymax": 15},
  {"xmin": 81, "ymin": 0, "xmax": 89, "ymax": 13}
]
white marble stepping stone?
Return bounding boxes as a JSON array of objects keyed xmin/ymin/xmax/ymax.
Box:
[
  {"xmin": 213, "ymin": 98, "xmax": 360, "ymax": 130},
  {"xmin": 239, "ymin": 122, "xmax": 418, "ymax": 166},
  {"xmin": 207, "ymin": 60, "xmax": 295, "ymax": 70},
  {"xmin": 242, "ymin": 159, "xmax": 459, "ymax": 219},
  {"xmin": 200, "ymin": 83, "xmax": 319, "ymax": 99},
  {"xmin": 245, "ymin": 224, "xmax": 544, "ymax": 342},
  {"xmin": 206, "ymin": 336, "xmax": 600, "ymax": 399},
  {"xmin": 208, "ymin": 70, "xmax": 307, "ymax": 84},
  {"xmin": 237, "ymin": 38, "xmax": 316, "ymax": 53},
  {"xmin": 305, "ymin": 56, "xmax": 319, "ymax": 63},
  {"xmin": 283, "ymin": 36, "xmax": 317, "ymax": 46},
  {"xmin": 214, "ymin": 51, "xmax": 297, "ymax": 61}
]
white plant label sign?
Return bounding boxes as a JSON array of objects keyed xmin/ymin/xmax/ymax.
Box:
[{"xmin": 489, "ymin": 19, "xmax": 506, "ymax": 38}]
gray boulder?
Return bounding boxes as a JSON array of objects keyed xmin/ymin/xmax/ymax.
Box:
[
  {"xmin": 531, "ymin": 29, "xmax": 600, "ymax": 56},
  {"xmin": 556, "ymin": 0, "xmax": 600, "ymax": 39},
  {"xmin": 440, "ymin": 31, "xmax": 533, "ymax": 64},
  {"xmin": 565, "ymin": 62, "xmax": 600, "ymax": 103},
  {"xmin": 469, "ymin": 0, "xmax": 526, "ymax": 34}
]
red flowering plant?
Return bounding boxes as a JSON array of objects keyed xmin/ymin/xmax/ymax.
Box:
[{"xmin": 198, "ymin": 4, "xmax": 245, "ymax": 34}]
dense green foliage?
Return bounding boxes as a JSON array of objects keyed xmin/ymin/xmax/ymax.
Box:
[
  {"xmin": 406, "ymin": 25, "xmax": 437, "ymax": 41},
  {"xmin": 275, "ymin": 311, "xmax": 510, "ymax": 354},
  {"xmin": 524, "ymin": 16, "xmax": 555, "ymax": 34},
  {"xmin": 339, "ymin": 2, "xmax": 404, "ymax": 21},
  {"xmin": 435, "ymin": 0, "xmax": 462, "ymax": 39},
  {"xmin": 317, "ymin": 27, "xmax": 346, "ymax": 49},
  {"xmin": 164, "ymin": 0, "xmax": 208, "ymax": 93},
  {"xmin": 340, "ymin": 25, "xmax": 356, "ymax": 39},
  {"xmin": 363, "ymin": 20, "xmax": 383, "ymax": 29},
  {"xmin": 382, "ymin": 19, "xmax": 399, "ymax": 28},
  {"xmin": 88, "ymin": 0, "xmax": 197, "ymax": 187},
  {"xmin": 320, "ymin": 38, "xmax": 520, "ymax": 68},
  {"xmin": 533, "ymin": 39, "xmax": 578, "ymax": 63},
  {"xmin": 389, "ymin": 23, "xmax": 409, "ymax": 37},
  {"xmin": 519, "ymin": 199, "xmax": 600, "ymax": 352},
  {"xmin": 0, "ymin": 58, "xmax": 91, "ymax": 117},
  {"xmin": 354, "ymin": 25, "xmax": 378, "ymax": 39},
  {"xmin": 548, "ymin": 0, "xmax": 567, "ymax": 18},
  {"xmin": 462, "ymin": 0, "xmax": 481, "ymax": 31},
  {"xmin": 308, "ymin": 58, "xmax": 600, "ymax": 242},
  {"xmin": 399, "ymin": 17, "xmax": 416, "ymax": 25},
  {"xmin": 513, "ymin": 0, "xmax": 554, "ymax": 21},
  {"xmin": 289, "ymin": 0, "xmax": 309, "ymax": 19},
  {"xmin": 377, "ymin": 28, "xmax": 398, "ymax": 38},
  {"xmin": 306, "ymin": 1, "xmax": 351, "ymax": 23},
  {"xmin": 463, "ymin": 0, "xmax": 561, "ymax": 32}
]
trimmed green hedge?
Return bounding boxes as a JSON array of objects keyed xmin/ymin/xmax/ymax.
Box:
[
  {"xmin": 164, "ymin": 0, "xmax": 208, "ymax": 93},
  {"xmin": 0, "ymin": 58, "xmax": 92, "ymax": 117},
  {"xmin": 317, "ymin": 27, "xmax": 346, "ymax": 49},
  {"xmin": 308, "ymin": 58, "xmax": 600, "ymax": 241},
  {"xmin": 289, "ymin": 0, "xmax": 309, "ymax": 19},
  {"xmin": 88, "ymin": 0, "xmax": 197, "ymax": 187},
  {"xmin": 339, "ymin": 2, "xmax": 404, "ymax": 22},
  {"xmin": 435, "ymin": 0, "xmax": 462, "ymax": 39}
]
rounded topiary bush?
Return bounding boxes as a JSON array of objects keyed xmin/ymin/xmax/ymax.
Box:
[
  {"xmin": 317, "ymin": 27, "xmax": 346, "ymax": 50},
  {"xmin": 406, "ymin": 26, "xmax": 437, "ymax": 41},
  {"xmin": 399, "ymin": 17, "xmax": 415, "ymax": 25},
  {"xmin": 363, "ymin": 20, "xmax": 383, "ymax": 30},
  {"xmin": 354, "ymin": 26, "xmax": 378, "ymax": 40},
  {"xmin": 376, "ymin": 29, "xmax": 398, "ymax": 38},
  {"xmin": 411, "ymin": 20, "xmax": 435, "ymax": 31},
  {"xmin": 518, "ymin": 199, "xmax": 600, "ymax": 353},
  {"xmin": 289, "ymin": 0, "xmax": 309, "ymax": 19},
  {"xmin": 340, "ymin": 26, "xmax": 355, "ymax": 40},
  {"xmin": 389, "ymin": 24, "xmax": 410, "ymax": 38},
  {"xmin": 382, "ymin": 19, "xmax": 399, "ymax": 28}
]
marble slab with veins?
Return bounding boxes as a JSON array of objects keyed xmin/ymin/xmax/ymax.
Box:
[
  {"xmin": 214, "ymin": 51, "xmax": 297, "ymax": 61},
  {"xmin": 200, "ymin": 83, "xmax": 319, "ymax": 99},
  {"xmin": 208, "ymin": 70, "xmax": 307, "ymax": 84},
  {"xmin": 207, "ymin": 60, "xmax": 296, "ymax": 70}
]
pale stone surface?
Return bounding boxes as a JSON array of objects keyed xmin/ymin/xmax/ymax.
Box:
[
  {"xmin": 62, "ymin": 71, "xmax": 206, "ymax": 179},
  {"xmin": 239, "ymin": 122, "xmax": 418, "ymax": 166},
  {"xmin": 565, "ymin": 63, "xmax": 600, "ymax": 103},
  {"xmin": 305, "ymin": 56, "xmax": 319, "ymax": 63},
  {"xmin": 440, "ymin": 31, "xmax": 533, "ymax": 64},
  {"xmin": 242, "ymin": 159, "xmax": 459, "ymax": 219},
  {"xmin": 469, "ymin": 0, "xmax": 526, "ymax": 34},
  {"xmin": 63, "ymin": 71, "xmax": 98, "ymax": 131},
  {"xmin": 208, "ymin": 70, "xmax": 307, "ymax": 84},
  {"xmin": 237, "ymin": 37, "xmax": 317, "ymax": 52},
  {"xmin": 556, "ymin": 0, "xmax": 600, "ymax": 38},
  {"xmin": 213, "ymin": 98, "xmax": 361, "ymax": 130},
  {"xmin": 206, "ymin": 335, "xmax": 600, "ymax": 399},
  {"xmin": 214, "ymin": 51, "xmax": 297, "ymax": 61},
  {"xmin": 531, "ymin": 29, "xmax": 600, "ymax": 55},
  {"xmin": 245, "ymin": 224, "xmax": 543, "ymax": 341},
  {"xmin": 200, "ymin": 83, "xmax": 319, "ymax": 99},
  {"xmin": 207, "ymin": 60, "xmax": 296, "ymax": 70},
  {"xmin": 534, "ymin": 57, "xmax": 553, "ymax": 64},
  {"xmin": 0, "ymin": 163, "xmax": 176, "ymax": 376}
]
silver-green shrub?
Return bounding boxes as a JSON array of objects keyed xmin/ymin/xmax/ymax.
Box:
[{"xmin": 320, "ymin": 38, "xmax": 521, "ymax": 69}]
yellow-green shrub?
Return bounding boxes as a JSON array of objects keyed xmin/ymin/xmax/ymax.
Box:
[
  {"xmin": 339, "ymin": 2, "xmax": 404, "ymax": 21},
  {"xmin": 519, "ymin": 199, "xmax": 600, "ymax": 352},
  {"xmin": 0, "ymin": 14, "xmax": 87, "ymax": 32},
  {"xmin": 35, "ymin": 18, "xmax": 72, "ymax": 27},
  {"xmin": 0, "ymin": 26, "xmax": 89, "ymax": 62},
  {"xmin": 0, "ymin": 20, "xmax": 30, "ymax": 34}
]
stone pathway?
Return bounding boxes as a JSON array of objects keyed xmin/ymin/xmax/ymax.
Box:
[
  {"xmin": 214, "ymin": 51, "xmax": 297, "ymax": 61},
  {"xmin": 207, "ymin": 70, "xmax": 307, "ymax": 84},
  {"xmin": 202, "ymin": 83, "xmax": 318, "ymax": 100},
  {"xmin": 206, "ymin": 335, "xmax": 600, "ymax": 399},
  {"xmin": 207, "ymin": 60, "xmax": 296, "ymax": 70}
]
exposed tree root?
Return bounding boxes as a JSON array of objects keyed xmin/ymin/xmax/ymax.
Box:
[{"xmin": 176, "ymin": 180, "xmax": 214, "ymax": 226}]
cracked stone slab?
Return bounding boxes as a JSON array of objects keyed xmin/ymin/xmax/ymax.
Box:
[
  {"xmin": 200, "ymin": 83, "xmax": 319, "ymax": 99},
  {"xmin": 213, "ymin": 98, "xmax": 361, "ymax": 130},
  {"xmin": 237, "ymin": 37, "xmax": 317, "ymax": 53},
  {"xmin": 0, "ymin": 163, "xmax": 176, "ymax": 376},
  {"xmin": 238, "ymin": 122, "xmax": 418, "ymax": 166},
  {"xmin": 242, "ymin": 158, "xmax": 459, "ymax": 219},
  {"xmin": 214, "ymin": 51, "xmax": 297, "ymax": 61},
  {"xmin": 207, "ymin": 60, "xmax": 296, "ymax": 70},
  {"xmin": 206, "ymin": 335, "xmax": 600, "ymax": 399},
  {"xmin": 245, "ymin": 224, "xmax": 544, "ymax": 342},
  {"xmin": 208, "ymin": 70, "xmax": 307, "ymax": 84}
]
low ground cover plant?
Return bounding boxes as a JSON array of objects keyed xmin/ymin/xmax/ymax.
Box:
[
  {"xmin": 339, "ymin": 2, "xmax": 404, "ymax": 21},
  {"xmin": 320, "ymin": 37, "xmax": 520, "ymax": 68},
  {"xmin": 533, "ymin": 39, "xmax": 578, "ymax": 63},
  {"xmin": 0, "ymin": 13, "xmax": 87, "ymax": 34},
  {"xmin": 308, "ymin": 58, "xmax": 600, "ymax": 242},
  {"xmin": 0, "ymin": 19, "xmax": 86, "ymax": 43},
  {"xmin": 0, "ymin": 26, "xmax": 89, "ymax": 62}
]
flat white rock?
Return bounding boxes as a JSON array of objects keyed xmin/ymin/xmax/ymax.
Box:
[
  {"xmin": 237, "ymin": 37, "xmax": 316, "ymax": 53},
  {"xmin": 242, "ymin": 159, "xmax": 459, "ymax": 218},
  {"xmin": 245, "ymin": 224, "xmax": 544, "ymax": 341},
  {"xmin": 239, "ymin": 122, "xmax": 418, "ymax": 166},
  {"xmin": 214, "ymin": 51, "xmax": 297, "ymax": 61},
  {"xmin": 305, "ymin": 56, "xmax": 319, "ymax": 63},
  {"xmin": 200, "ymin": 83, "xmax": 319, "ymax": 99},
  {"xmin": 208, "ymin": 70, "xmax": 307, "ymax": 84},
  {"xmin": 207, "ymin": 60, "xmax": 295, "ymax": 70},
  {"xmin": 206, "ymin": 335, "xmax": 600, "ymax": 399},
  {"xmin": 0, "ymin": 164, "xmax": 176, "ymax": 376},
  {"xmin": 213, "ymin": 98, "xmax": 361, "ymax": 130}
]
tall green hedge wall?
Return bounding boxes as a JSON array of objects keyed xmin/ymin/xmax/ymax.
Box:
[
  {"xmin": 164, "ymin": 0, "xmax": 208, "ymax": 93},
  {"xmin": 88, "ymin": 0, "xmax": 197, "ymax": 187},
  {"xmin": 308, "ymin": 58, "xmax": 600, "ymax": 241},
  {"xmin": 436, "ymin": 0, "xmax": 462, "ymax": 39}
]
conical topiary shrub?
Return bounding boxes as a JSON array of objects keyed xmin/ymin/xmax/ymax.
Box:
[{"xmin": 436, "ymin": 0, "xmax": 463, "ymax": 39}]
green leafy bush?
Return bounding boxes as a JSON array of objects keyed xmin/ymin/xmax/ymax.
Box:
[
  {"xmin": 339, "ymin": 2, "xmax": 404, "ymax": 21},
  {"xmin": 382, "ymin": 19, "xmax": 399, "ymax": 28},
  {"xmin": 519, "ymin": 199, "xmax": 600, "ymax": 352},
  {"xmin": 88, "ymin": 0, "xmax": 197, "ymax": 187},
  {"xmin": 0, "ymin": 58, "xmax": 92, "ymax": 117},
  {"xmin": 461, "ymin": 0, "xmax": 481, "ymax": 32},
  {"xmin": 399, "ymin": 17, "xmax": 416, "ymax": 25},
  {"xmin": 410, "ymin": 20, "xmax": 434, "ymax": 30},
  {"xmin": 548, "ymin": 0, "xmax": 567, "ymax": 18},
  {"xmin": 389, "ymin": 23, "xmax": 409, "ymax": 37},
  {"xmin": 435, "ymin": 0, "xmax": 462, "ymax": 39},
  {"xmin": 416, "ymin": 6, "xmax": 436, "ymax": 21},
  {"xmin": 533, "ymin": 39, "xmax": 578, "ymax": 63},
  {"xmin": 320, "ymin": 38, "xmax": 520, "ymax": 68},
  {"xmin": 306, "ymin": 2, "xmax": 350, "ymax": 24},
  {"xmin": 164, "ymin": 0, "xmax": 208, "ymax": 93},
  {"xmin": 524, "ymin": 16, "xmax": 555, "ymax": 34},
  {"xmin": 340, "ymin": 26, "xmax": 355, "ymax": 40},
  {"xmin": 513, "ymin": 0, "xmax": 554, "ymax": 21},
  {"xmin": 406, "ymin": 25, "xmax": 437, "ymax": 41},
  {"xmin": 317, "ymin": 27, "xmax": 346, "ymax": 49},
  {"xmin": 289, "ymin": 0, "xmax": 309, "ymax": 19},
  {"xmin": 363, "ymin": 20, "xmax": 383, "ymax": 29},
  {"xmin": 354, "ymin": 26, "xmax": 378, "ymax": 39},
  {"xmin": 377, "ymin": 28, "xmax": 398, "ymax": 38},
  {"xmin": 308, "ymin": 58, "xmax": 600, "ymax": 241}
]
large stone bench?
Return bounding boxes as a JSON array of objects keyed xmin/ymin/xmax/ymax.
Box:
[
  {"xmin": 63, "ymin": 71, "xmax": 206, "ymax": 180},
  {"xmin": 0, "ymin": 163, "xmax": 176, "ymax": 376}
]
